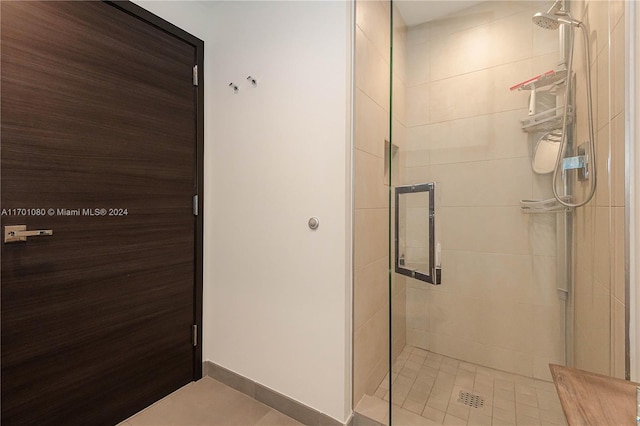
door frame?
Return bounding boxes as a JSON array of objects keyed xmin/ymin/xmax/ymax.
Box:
[{"xmin": 106, "ymin": 0, "xmax": 205, "ymax": 379}]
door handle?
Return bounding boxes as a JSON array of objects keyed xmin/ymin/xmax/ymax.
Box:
[{"xmin": 4, "ymin": 225, "xmax": 53, "ymax": 243}]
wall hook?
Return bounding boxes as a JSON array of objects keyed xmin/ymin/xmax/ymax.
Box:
[
  {"xmin": 228, "ymin": 83, "xmax": 239, "ymax": 93},
  {"xmin": 246, "ymin": 76, "xmax": 257, "ymax": 87}
]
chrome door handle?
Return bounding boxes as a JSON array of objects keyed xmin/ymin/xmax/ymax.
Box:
[{"xmin": 4, "ymin": 225, "xmax": 53, "ymax": 243}]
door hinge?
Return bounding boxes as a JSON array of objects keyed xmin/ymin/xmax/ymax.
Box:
[
  {"xmin": 193, "ymin": 65, "xmax": 198, "ymax": 86},
  {"xmin": 193, "ymin": 194, "xmax": 198, "ymax": 216},
  {"xmin": 192, "ymin": 324, "xmax": 198, "ymax": 346}
]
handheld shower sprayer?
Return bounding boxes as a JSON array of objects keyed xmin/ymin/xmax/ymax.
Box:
[
  {"xmin": 531, "ymin": 4, "xmax": 597, "ymax": 208},
  {"xmin": 532, "ymin": 12, "xmax": 582, "ymax": 30}
]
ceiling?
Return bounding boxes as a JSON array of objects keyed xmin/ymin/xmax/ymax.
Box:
[{"xmin": 394, "ymin": 1, "xmax": 485, "ymax": 27}]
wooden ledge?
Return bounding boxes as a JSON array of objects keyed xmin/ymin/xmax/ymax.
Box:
[{"xmin": 550, "ymin": 364, "xmax": 639, "ymax": 425}]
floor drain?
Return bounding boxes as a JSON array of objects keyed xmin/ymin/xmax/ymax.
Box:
[{"xmin": 457, "ymin": 391, "xmax": 484, "ymax": 408}]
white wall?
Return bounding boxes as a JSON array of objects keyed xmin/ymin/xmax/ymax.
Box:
[{"xmin": 133, "ymin": 1, "xmax": 353, "ymax": 422}]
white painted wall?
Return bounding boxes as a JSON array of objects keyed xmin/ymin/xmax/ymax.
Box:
[{"xmin": 133, "ymin": 1, "xmax": 353, "ymax": 421}]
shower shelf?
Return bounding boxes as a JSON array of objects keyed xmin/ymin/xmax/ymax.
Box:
[
  {"xmin": 520, "ymin": 197, "xmax": 572, "ymax": 214},
  {"xmin": 510, "ymin": 69, "xmax": 568, "ymax": 92},
  {"xmin": 520, "ymin": 105, "xmax": 573, "ymax": 133}
]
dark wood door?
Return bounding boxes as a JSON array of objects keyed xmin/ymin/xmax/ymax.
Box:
[{"xmin": 1, "ymin": 2, "xmax": 202, "ymax": 424}]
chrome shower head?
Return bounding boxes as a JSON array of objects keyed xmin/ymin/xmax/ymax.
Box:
[
  {"xmin": 533, "ymin": 12, "xmax": 560, "ymax": 29},
  {"xmin": 532, "ymin": 12, "xmax": 582, "ymax": 30}
]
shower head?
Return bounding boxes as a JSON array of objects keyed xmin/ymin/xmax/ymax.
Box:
[
  {"xmin": 532, "ymin": 12, "xmax": 582, "ymax": 30},
  {"xmin": 532, "ymin": 12, "xmax": 561, "ymax": 29}
]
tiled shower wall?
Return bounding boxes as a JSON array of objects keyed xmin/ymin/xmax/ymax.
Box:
[
  {"xmin": 400, "ymin": 1, "xmax": 567, "ymax": 381},
  {"xmin": 571, "ymin": 0, "xmax": 626, "ymax": 379},
  {"xmin": 353, "ymin": 0, "xmax": 409, "ymax": 405}
]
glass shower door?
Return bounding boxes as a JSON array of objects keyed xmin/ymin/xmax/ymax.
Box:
[
  {"xmin": 388, "ymin": 1, "xmax": 579, "ymax": 425},
  {"xmin": 352, "ymin": 0, "xmax": 625, "ymax": 424}
]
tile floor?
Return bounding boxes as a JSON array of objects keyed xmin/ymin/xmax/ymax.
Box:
[
  {"xmin": 119, "ymin": 346, "xmax": 567, "ymax": 426},
  {"xmin": 120, "ymin": 376, "xmax": 303, "ymax": 426},
  {"xmin": 359, "ymin": 346, "xmax": 567, "ymax": 426}
]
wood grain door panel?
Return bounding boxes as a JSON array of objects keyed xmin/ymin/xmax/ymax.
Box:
[{"xmin": 1, "ymin": 2, "xmax": 201, "ymax": 424}]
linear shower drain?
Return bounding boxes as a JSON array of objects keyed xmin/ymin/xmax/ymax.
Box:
[{"xmin": 457, "ymin": 391, "xmax": 484, "ymax": 408}]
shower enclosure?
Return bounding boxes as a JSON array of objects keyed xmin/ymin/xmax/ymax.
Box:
[{"xmin": 352, "ymin": 0, "xmax": 627, "ymax": 424}]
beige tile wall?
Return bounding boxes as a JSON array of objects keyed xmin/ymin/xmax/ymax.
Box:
[
  {"xmin": 571, "ymin": 0, "xmax": 626, "ymax": 379},
  {"xmin": 353, "ymin": 0, "xmax": 408, "ymax": 406},
  {"xmin": 400, "ymin": 1, "xmax": 567, "ymax": 381},
  {"xmin": 354, "ymin": 1, "xmax": 627, "ymax": 410}
]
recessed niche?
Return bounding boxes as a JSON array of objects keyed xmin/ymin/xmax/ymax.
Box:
[{"xmin": 384, "ymin": 139, "xmax": 399, "ymax": 185}]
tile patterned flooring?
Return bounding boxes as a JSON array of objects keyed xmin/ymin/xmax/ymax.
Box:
[
  {"xmin": 121, "ymin": 376, "xmax": 303, "ymax": 426},
  {"xmin": 363, "ymin": 346, "xmax": 567, "ymax": 426}
]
